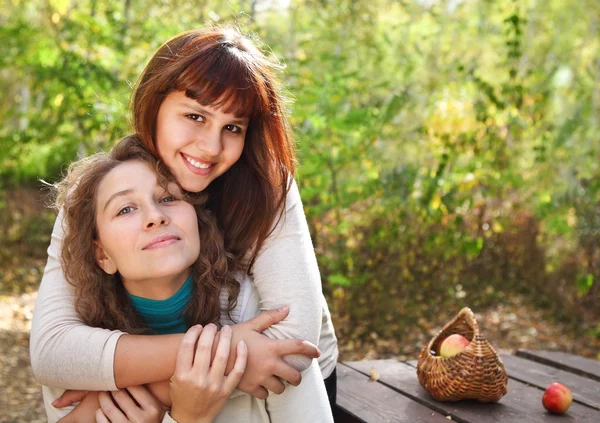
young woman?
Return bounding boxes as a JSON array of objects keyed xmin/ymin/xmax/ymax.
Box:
[
  {"xmin": 43, "ymin": 135, "xmax": 332, "ymax": 422},
  {"xmin": 31, "ymin": 26, "xmax": 338, "ymax": 414}
]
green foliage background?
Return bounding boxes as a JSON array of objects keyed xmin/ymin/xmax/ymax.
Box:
[{"xmin": 1, "ymin": 0, "xmax": 598, "ymax": 356}]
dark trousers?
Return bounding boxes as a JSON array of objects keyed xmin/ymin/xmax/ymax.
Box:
[{"xmin": 324, "ymin": 367, "xmax": 337, "ymax": 414}]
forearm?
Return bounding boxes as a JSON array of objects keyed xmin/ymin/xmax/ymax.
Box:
[
  {"xmin": 114, "ymin": 334, "xmax": 182, "ymax": 388},
  {"xmin": 115, "ymin": 332, "xmax": 242, "ymax": 398},
  {"xmin": 44, "ymin": 327, "xmax": 234, "ymax": 391}
]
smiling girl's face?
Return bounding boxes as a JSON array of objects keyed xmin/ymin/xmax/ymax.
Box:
[
  {"xmin": 94, "ymin": 160, "xmax": 200, "ymax": 299},
  {"xmin": 155, "ymin": 91, "xmax": 249, "ymax": 193}
]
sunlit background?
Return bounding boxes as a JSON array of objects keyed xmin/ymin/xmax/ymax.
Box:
[{"xmin": 1, "ymin": 0, "xmax": 599, "ymax": 420}]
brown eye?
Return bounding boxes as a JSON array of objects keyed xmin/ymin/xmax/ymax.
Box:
[
  {"xmin": 186, "ymin": 114, "xmax": 205, "ymax": 123},
  {"xmin": 225, "ymin": 124, "xmax": 242, "ymax": 133}
]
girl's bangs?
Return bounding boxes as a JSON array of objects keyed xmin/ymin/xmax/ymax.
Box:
[{"xmin": 173, "ymin": 49, "xmax": 269, "ymax": 119}]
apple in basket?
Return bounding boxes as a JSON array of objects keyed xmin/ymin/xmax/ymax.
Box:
[
  {"xmin": 542, "ymin": 382, "xmax": 572, "ymax": 414},
  {"xmin": 438, "ymin": 334, "xmax": 470, "ymax": 358}
]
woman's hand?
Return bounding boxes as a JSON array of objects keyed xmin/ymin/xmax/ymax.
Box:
[
  {"xmin": 95, "ymin": 386, "xmax": 165, "ymax": 423},
  {"xmin": 169, "ymin": 324, "xmax": 247, "ymax": 423},
  {"xmin": 52, "ymin": 390, "xmax": 89, "ymax": 408},
  {"xmin": 56, "ymin": 391, "xmax": 100, "ymax": 423},
  {"xmin": 56, "ymin": 387, "xmax": 165, "ymax": 423},
  {"xmin": 227, "ymin": 308, "xmax": 322, "ymax": 399}
]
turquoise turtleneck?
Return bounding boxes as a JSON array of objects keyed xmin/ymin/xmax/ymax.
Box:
[{"xmin": 127, "ymin": 274, "xmax": 193, "ymax": 335}]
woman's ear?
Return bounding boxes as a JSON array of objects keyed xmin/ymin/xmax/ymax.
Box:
[{"xmin": 94, "ymin": 241, "xmax": 118, "ymax": 275}]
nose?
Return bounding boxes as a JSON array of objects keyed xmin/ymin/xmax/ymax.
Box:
[
  {"xmin": 144, "ymin": 205, "xmax": 169, "ymax": 229},
  {"xmin": 196, "ymin": 128, "xmax": 223, "ymax": 157}
]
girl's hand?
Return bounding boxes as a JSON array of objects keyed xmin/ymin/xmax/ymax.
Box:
[
  {"xmin": 227, "ymin": 308, "xmax": 322, "ymax": 399},
  {"xmin": 95, "ymin": 386, "xmax": 165, "ymax": 423},
  {"xmin": 169, "ymin": 324, "xmax": 247, "ymax": 423},
  {"xmin": 52, "ymin": 390, "xmax": 89, "ymax": 408},
  {"xmin": 56, "ymin": 391, "xmax": 100, "ymax": 423}
]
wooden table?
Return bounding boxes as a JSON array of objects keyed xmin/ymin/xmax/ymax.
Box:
[{"xmin": 334, "ymin": 349, "xmax": 600, "ymax": 422}]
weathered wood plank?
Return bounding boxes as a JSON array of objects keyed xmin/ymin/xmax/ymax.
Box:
[
  {"xmin": 500, "ymin": 354, "xmax": 600, "ymax": 410},
  {"xmin": 516, "ymin": 349, "xmax": 600, "ymax": 382},
  {"xmin": 335, "ymin": 363, "xmax": 453, "ymax": 423},
  {"xmin": 348, "ymin": 359, "xmax": 600, "ymax": 423}
]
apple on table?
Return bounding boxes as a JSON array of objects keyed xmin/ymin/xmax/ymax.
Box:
[{"xmin": 542, "ymin": 382, "xmax": 572, "ymax": 414}]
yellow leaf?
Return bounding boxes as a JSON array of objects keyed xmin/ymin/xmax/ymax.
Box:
[
  {"xmin": 492, "ymin": 221, "xmax": 503, "ymax": 233},
  {"xmin": 53, "ymin": 94, "xmax": 64, "ymax": 107},
  {"xmin": 431, "ymin": 193, "xmax": 441, "ymax": 210},
  {"xmin": 369, "ymin": 367, "xmax": 380, "ymax": 381}
]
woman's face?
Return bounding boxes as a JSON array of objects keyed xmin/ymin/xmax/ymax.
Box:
[
  {"xmin": 94, "ymin": 160, "xmax": 200, "ymax": 298},
  {"xmin": 155, "ymin": 91, "xmax": 249, "ymax": 193}
]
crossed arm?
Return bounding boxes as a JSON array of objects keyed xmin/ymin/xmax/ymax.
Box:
[
  {"xmin": 57, "ymin": 324, "xmax": 250, "ymax": 423},
  {"xmin": 52, "ymin": 308, "xmax": 321, "ymax": 422}
]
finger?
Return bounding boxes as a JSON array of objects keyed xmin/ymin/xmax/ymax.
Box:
[
  {"xmin": 110, "ymin": 389, "xmax": 141, "ymax": 421},
  {"xmin": 252, "ymin": 386, "xmax": 269, "ymax": 400},
  {"xmin": 52, "ymin": 390, "xmax": 88, "ymax": 408},
  {"xmin": 126, "ymin": 386, "xmax": 164, "ymax": 421},
  {"xmin": 209, "ymin": 325, "xmax": 233, "ymax": 383},
  {"xmin": 174, "ymin": 325, "xmax": 203, "ymax": 374},
  {"xmin": 223, "ymin": 340, "xmax": 248, "ymax": 394},
  {"xmin": 95, "ymin": 408, "xmax": 111, "ymax": 423},
  {"xmin": 273, "ymin": 361, "xmax": 302, "ymax": 387},
  {"xmin": 262, "ymin": 376, "xmax": 286, "ymax": 395},
  {"xmin": 275, "ymin": 339, "xmax": 320, "ymax": 358},
  {"xmin": 124, "ymin": 385, "xmax": 159, "ymax": 410},
  {"xmin": 249, "ymin": 307, "xmax": 289, "ymax": 332},
  {"xmin": 98, "ymin": 391, "xmax": 128, "ymax": 423},
  {"xmin": 193, "ymin": 323, "xmax": 218, "ymax": 375}
]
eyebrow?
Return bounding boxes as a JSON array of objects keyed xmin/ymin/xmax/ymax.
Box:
[
  {"xmin": 103, "ymin": 189, "xmax": 134, "ymax": 212},
  {"xmin": 179, "ymin": 102, "xmax": 249, "ymax": 126}
]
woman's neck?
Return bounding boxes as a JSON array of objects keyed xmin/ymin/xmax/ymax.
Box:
[{"xmin": 121, "ymin": 269, "xmax": 192, "ymax": 300}]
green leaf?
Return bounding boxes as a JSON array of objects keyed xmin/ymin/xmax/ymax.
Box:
[{"xmin": 328, "ymin": 274, "xmax": 352, "ymax": 286}]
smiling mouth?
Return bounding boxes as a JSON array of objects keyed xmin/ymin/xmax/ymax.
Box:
[
  {"xmin": 181, "ymin": 153, "xmax": 215, "ymax": 176},
  {"xmin": 182, "ymin": 153, "xmax": 215, "ymax": 169},
  {"xmin": 143, "ymin": 235, "xmax": 180, "ymax": 250}
]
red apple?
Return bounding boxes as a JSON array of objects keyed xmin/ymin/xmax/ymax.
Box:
[
  {"xmin": 438, "ymin": 334, "xmax": 470, "ymax": 357},
  {"xmin": 542, "ymin": 382, "xmax": 572, "ymax": 414}
]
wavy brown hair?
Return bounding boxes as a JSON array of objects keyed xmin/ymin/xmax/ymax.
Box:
[
  {"xmin": 131, "ymin": 26, "xmax": 296, "ymax": 271},
  {"xmin": 53, "ymin": 134, "xmax": 240, "ymax": 334}
]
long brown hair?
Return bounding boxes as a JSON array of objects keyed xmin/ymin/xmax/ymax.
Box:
[
  {"xmin": 131, "ymin": 26, "xmax": 296, "ymax": 271},
  {"xmin": 53, "ymin": 134, "xmax": 239, "ymax": 333}
]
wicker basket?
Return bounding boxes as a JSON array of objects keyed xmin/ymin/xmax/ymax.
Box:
[{"xmin": 416, "ymin": 307, "xmax": 508, "ymax": 402}]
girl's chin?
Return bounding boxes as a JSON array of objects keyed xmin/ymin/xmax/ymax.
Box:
[{"xmin": 179, "ymin": 176, "xmax": 213, "ymax": 193}]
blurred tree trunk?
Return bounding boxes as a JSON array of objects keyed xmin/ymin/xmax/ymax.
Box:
[
  {"xmin": 18, "ymin": 85, "xmax": 30, "ymax": 131},
  {"xmin": 121, "ymin": 0, "xmax": 132, "ymax": 43}
]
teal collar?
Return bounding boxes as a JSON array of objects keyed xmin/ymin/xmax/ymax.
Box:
[{"xmin": 127, "ymin": 274, "xmax": 193, "ymax": 334}]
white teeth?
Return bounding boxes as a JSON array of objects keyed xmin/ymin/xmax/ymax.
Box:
[{"xmin": 185, "ymin": 156, "xmax": 212, "ymax": 169}]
